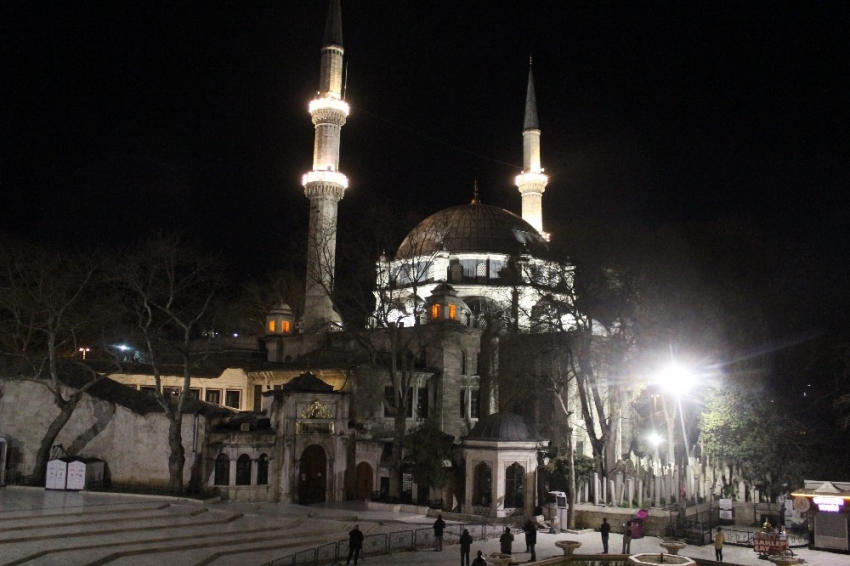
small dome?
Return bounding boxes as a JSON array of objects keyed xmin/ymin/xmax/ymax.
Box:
[
  {"xmin": 396, "ymin": 204, "xmax": 547, "ymax": 259},
  {"xmin": 466, "ymin": 411, "xmax": 540, "ymax": 441}
]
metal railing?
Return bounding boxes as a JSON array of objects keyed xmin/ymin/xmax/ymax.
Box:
[{"xmin": 262, "ymin": 522, "xmax": 522, "ymax": 566}]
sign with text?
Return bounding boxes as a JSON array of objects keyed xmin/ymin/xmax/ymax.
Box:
[{"xmin": 753, "ymin": 534, "xmax": 787, "ymax": 556}]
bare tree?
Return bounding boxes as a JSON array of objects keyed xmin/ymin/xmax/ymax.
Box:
[
  {"xmin": 0, "ymin": 236, "xmax": 111, "ymax": 484},
  {"xmin": 113, "ymin": 234, "xmax": 224, "ymax": 493},
  {"xmin": 307, "ymin": 203, "xmax": 451, "ymax": 499}
]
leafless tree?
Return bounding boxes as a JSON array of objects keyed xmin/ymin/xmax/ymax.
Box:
[
  {"xmin": 0, "ymin": 236, "xmax": 113, "ymax": 484},
  {"xmin": 112, "ymin": 234, "xmax": 224, "ymax": 493}
]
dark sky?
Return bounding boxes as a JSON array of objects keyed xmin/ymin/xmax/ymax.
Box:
[{"xmin": 2, "ymin": 1, "xmax": 848, "ymax": 280}]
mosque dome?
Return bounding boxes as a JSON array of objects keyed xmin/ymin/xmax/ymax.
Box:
[
  {"xmin": 465, "ymin": 411, "xmax": 541, "ymax": 441},
  {"xmin": 395, "ymin": 203, "xmax": 547, "ymax": 260}
]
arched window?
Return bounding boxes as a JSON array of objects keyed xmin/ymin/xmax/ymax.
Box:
[
  {"xmin": 476, "ymin": 262, "xmax": 486, "ymax": 277},
  {"xmin": 257, "ymin": 454, "xmax": 269, "ymax": 485},
  {"xmin": 214, "ymin": 454, "xmax": 230, "ymax": 486},
  {"xmin": 449, "ymin": 304, "xmax": 457, "ymax": 319},
  {"xmin": 505, "ymin": 463, "xmax": 525, "ymax": 508},
  {"xmin": 281, "ymin": 320, "xmax": 291, "ymax": 333},
  {"xmin": 431, "ymin": 304, "xmax": 441, "ymax": 320},
  {"xmin": 268, "ymin": 320, "xmax": 276, "ymax": 333},
  {"xmin": 236, "ymin": 454, "xmax": 252, "ymax": 485},
  {"xmin": 473, "ymin": 462, "xmax": 492, "ymax": 506}
]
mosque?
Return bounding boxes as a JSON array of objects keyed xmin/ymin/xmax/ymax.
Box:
[{"xmin": 1, "ymin": 0, "xmax": 634, "ymax": 518}]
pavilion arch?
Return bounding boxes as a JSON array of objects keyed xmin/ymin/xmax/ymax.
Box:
[
  {"xmin": 472, "ymin": 461, "xmax": 492, "ymax": 506},
  {"xmin": 214, "ymin": 453, "xmax": 230, "ymax": 486}
]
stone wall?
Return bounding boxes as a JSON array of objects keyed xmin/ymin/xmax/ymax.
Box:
[{"xmin": 0, "ymin": 378, "xmax": 209, "ymax": 487}]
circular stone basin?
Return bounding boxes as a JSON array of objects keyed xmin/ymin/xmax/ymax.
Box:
[
  {"xmin": 486, "ymin": 552, "xmax": 513, "ymax": 566},
  {"xmin": 766, "ymin": 557, "xmax": 799, "ymax": 566},
  {"xmin": 555, "ymin": 540, "xmax": 582, "ymax": 555},
  {"xmin": 658, "ymin": 541, "xmax": 687, "ymax": 555},
  {"xmin": 629, "ymin": 553, "xmax": 696, "ymax": 566}
]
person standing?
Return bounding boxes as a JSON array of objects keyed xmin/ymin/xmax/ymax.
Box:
[
  {"xmin": 346, "ymin": 524, "xmax": 364, "ymax": 566},
  {"xmin": 460, "ymin": 528, "xmax": 473, "ymax": 566},
  {"xmin": 500, "ymin": 526, "xmax": 514, "ymax": 555},
  {"xmin": 600, "ymin": 517, "xmax": 610, "ymax": 554},
  {"xmin": 714, "ymin": 527, "xmax": 725, "ymax": 562},
  {"xmin": 433, "ymin": 514, "xmax": 446, "ymax": 551},
  {"xmin": 622, "ymin": 520, "xmax": 632, "ymax": 554},
  {"xmin": 471, "ymin": 550, "xmax": 487, "ymax": 566},
  {"xmin": 524, "ymin": 519, "xmax": 537, "ymax": 561}
]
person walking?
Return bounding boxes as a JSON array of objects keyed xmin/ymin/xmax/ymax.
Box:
[
  {"xmin": 622, "ymin": 520, "xmax": 632, "ymax": 554},
  {"xmin": 460, "ymin": 528, "xmax": 473, "ymax": 566},
  {"xmin": 433, "ymin": 514, "xmax": 446, "ymax": 551},
  {"xmin": 500, "ymin": 526, "xmax": 514, "ymax": 555},
  {"xmin": 471, "ymin": 550, "xmax": 487, "ymax": 566},
  {"xmin": 524, "ymin": 519, "xmax": 537, "ymax": 561},
  {"xmin": 346, "ymin": 524, "xmax": 364, "ymax": 566},
  {"xmin": 714, "ymin": 527, "xmax": 725, "ymax": 562},
  {"xmin": 600, "ymin": 517, "xmax": 610, "ymax": 554}
]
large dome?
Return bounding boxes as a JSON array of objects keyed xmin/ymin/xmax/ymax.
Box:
[{"xmin": 395, "ymin": 203, "xmax": 547, "ymax": 259}]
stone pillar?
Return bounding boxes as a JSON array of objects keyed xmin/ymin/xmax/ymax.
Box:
[
  {"xmin": 638, "ymin": 479, "xmax": 643, "ymax": 508},
  {"xmin": 608, "ymin": 479, "xmax": 615, "ymax": 506},
  {"xmin": 594, "ymin": 473, "xmax": 600, "ymax": 505},
  {"xmin": 615, "ymin": 473, "xmax": 623, "ymax": 505}
]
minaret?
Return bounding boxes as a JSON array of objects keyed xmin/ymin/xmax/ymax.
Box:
[
  {"xmin": 515, "ymin": 58, "xmax": 549, "ymax": 238},
  {"xmin": 301, "ymin": 0, "xmax": 347, "ymax": 332}
]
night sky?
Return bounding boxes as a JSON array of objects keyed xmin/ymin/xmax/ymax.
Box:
[{"xmin": 2, "ymin": 1, "xmax": 848, "ymax": 281}]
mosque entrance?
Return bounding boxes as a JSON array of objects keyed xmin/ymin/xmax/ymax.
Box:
[
  {"xmin": 299, "ymin": 445, "xmax": 327, "ymax": 504},
  {"xmin": 355, "ymin": 461, "xmax": 373, "ymax": 500}
]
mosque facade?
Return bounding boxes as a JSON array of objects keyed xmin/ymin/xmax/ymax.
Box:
[{"xmin": 2, "ymin": 0, "xmax": 637, "ymax": 518}]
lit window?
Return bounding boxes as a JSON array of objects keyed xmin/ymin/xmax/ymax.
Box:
[
  {"xmin": 268, "ymin": 320, "xmax": 276, "ymax": 333},
  {"xmin": 449, "ymin": 304, "xmax": 457, "ymax": 319},
  {"xmin": 431, "ymin": 304, "xmax": 441, "ymax": 319},
  {"xmin": 282, "ymin": 320, "xmax": 290, "ymax": 333}
]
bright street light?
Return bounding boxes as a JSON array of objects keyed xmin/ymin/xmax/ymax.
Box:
[
  {"xmin": 656, "ymin": 362, "xmax": 696, "ymax": 396},
  {"xmin": 647, "ymin": 432, "xmax": 663, "ymax": 447}
]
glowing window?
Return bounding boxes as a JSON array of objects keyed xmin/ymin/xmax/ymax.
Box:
[
  {"xmin": 449, "ymin": 304, "xmax": 457, "ymax": 319},
  {"xmin": 282, "ymin": 320, "xmax": 290, "ymax": 333},
  {"xmin": 268, "ymin": 320, "xmax": 276, "ymax": 333},
  {"xmin": 431, "ymin": 304, "xmax": 441, "ymax": 319}
]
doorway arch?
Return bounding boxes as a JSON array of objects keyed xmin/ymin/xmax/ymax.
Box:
[
  {"xmin": 355, "ymin": 461, "xmax": 373, "ymax": 500},
  {"xmin": 298, "ymin": 444, "xmax": 327, "ymax": 504}
]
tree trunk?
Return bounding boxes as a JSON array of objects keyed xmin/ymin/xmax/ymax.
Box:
[
  {"xmin": 167, "ymin": 411, "xmax": 186, "ymax": 493},
  {"xmin": 567, "ymin": 428, "xmax": 577, "ymax": 529},
  {"xmin": 389, "ymin": 408, "xmax": 406, "ymax": 499},
  {"xmin": 32, "ymin": 391, "xmax": 83, "ymax": 485}
]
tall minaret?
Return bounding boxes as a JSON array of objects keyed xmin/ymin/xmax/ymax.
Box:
[
  {"xmin": 515, "ymin": 58, "xmax": 549, "ymax": 238},
  {"xmin": 301, "ymin": 0, "xmax": 347, "ymax": 332}
]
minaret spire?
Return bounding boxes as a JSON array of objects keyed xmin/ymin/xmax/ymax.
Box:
[
  {"xmin": 515, "ymin": 58, "xmax": 549, "ymax": 238},
  {"xmin": 300, "ymin": 0, "xmax": 348, "ymax": 332}
]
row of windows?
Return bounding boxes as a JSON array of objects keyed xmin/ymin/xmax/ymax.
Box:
[
  {"xmin": 139, "ymin": 386, "xmax": 243, "ymax": 409},
  {"xmin": 381, "ymin": 386, "xmax": 481, "ymax": 420},
  {"xmin": 214, "ymin": 453, "xmax": 269, "ymax": 486},
  {"xmin": 392, "ymin": 259, "xmax": 507, "ymax": 286},
  {"xmin": 472, "ymin": 462, "xmax": 525, "ymax": 508}
]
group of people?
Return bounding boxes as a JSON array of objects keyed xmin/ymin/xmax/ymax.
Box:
[
  {"xmin": 599, "ymin": 517, "xmax": 727, "ymax": 562},
  {"xmin": 435, "ymin": 514, "xmax": 537, "ymax": 566}
]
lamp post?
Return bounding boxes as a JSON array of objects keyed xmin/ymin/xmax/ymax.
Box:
[
  {"xmin": 78, "ymin": 347, "xmax": 90, "ymax": 360},
  {"xmin": 656, "ymin": 362, "xmax": 696, "ymax": 508}
]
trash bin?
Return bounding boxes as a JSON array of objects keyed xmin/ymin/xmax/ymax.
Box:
[{"xmin": 630, "ymin": 508, "xmax": 649, "ymax": 539}]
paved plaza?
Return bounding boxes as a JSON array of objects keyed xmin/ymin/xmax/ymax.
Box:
[{"xmin": 0, "ymin": 487, "xmax": 843, "ymax": 566}]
